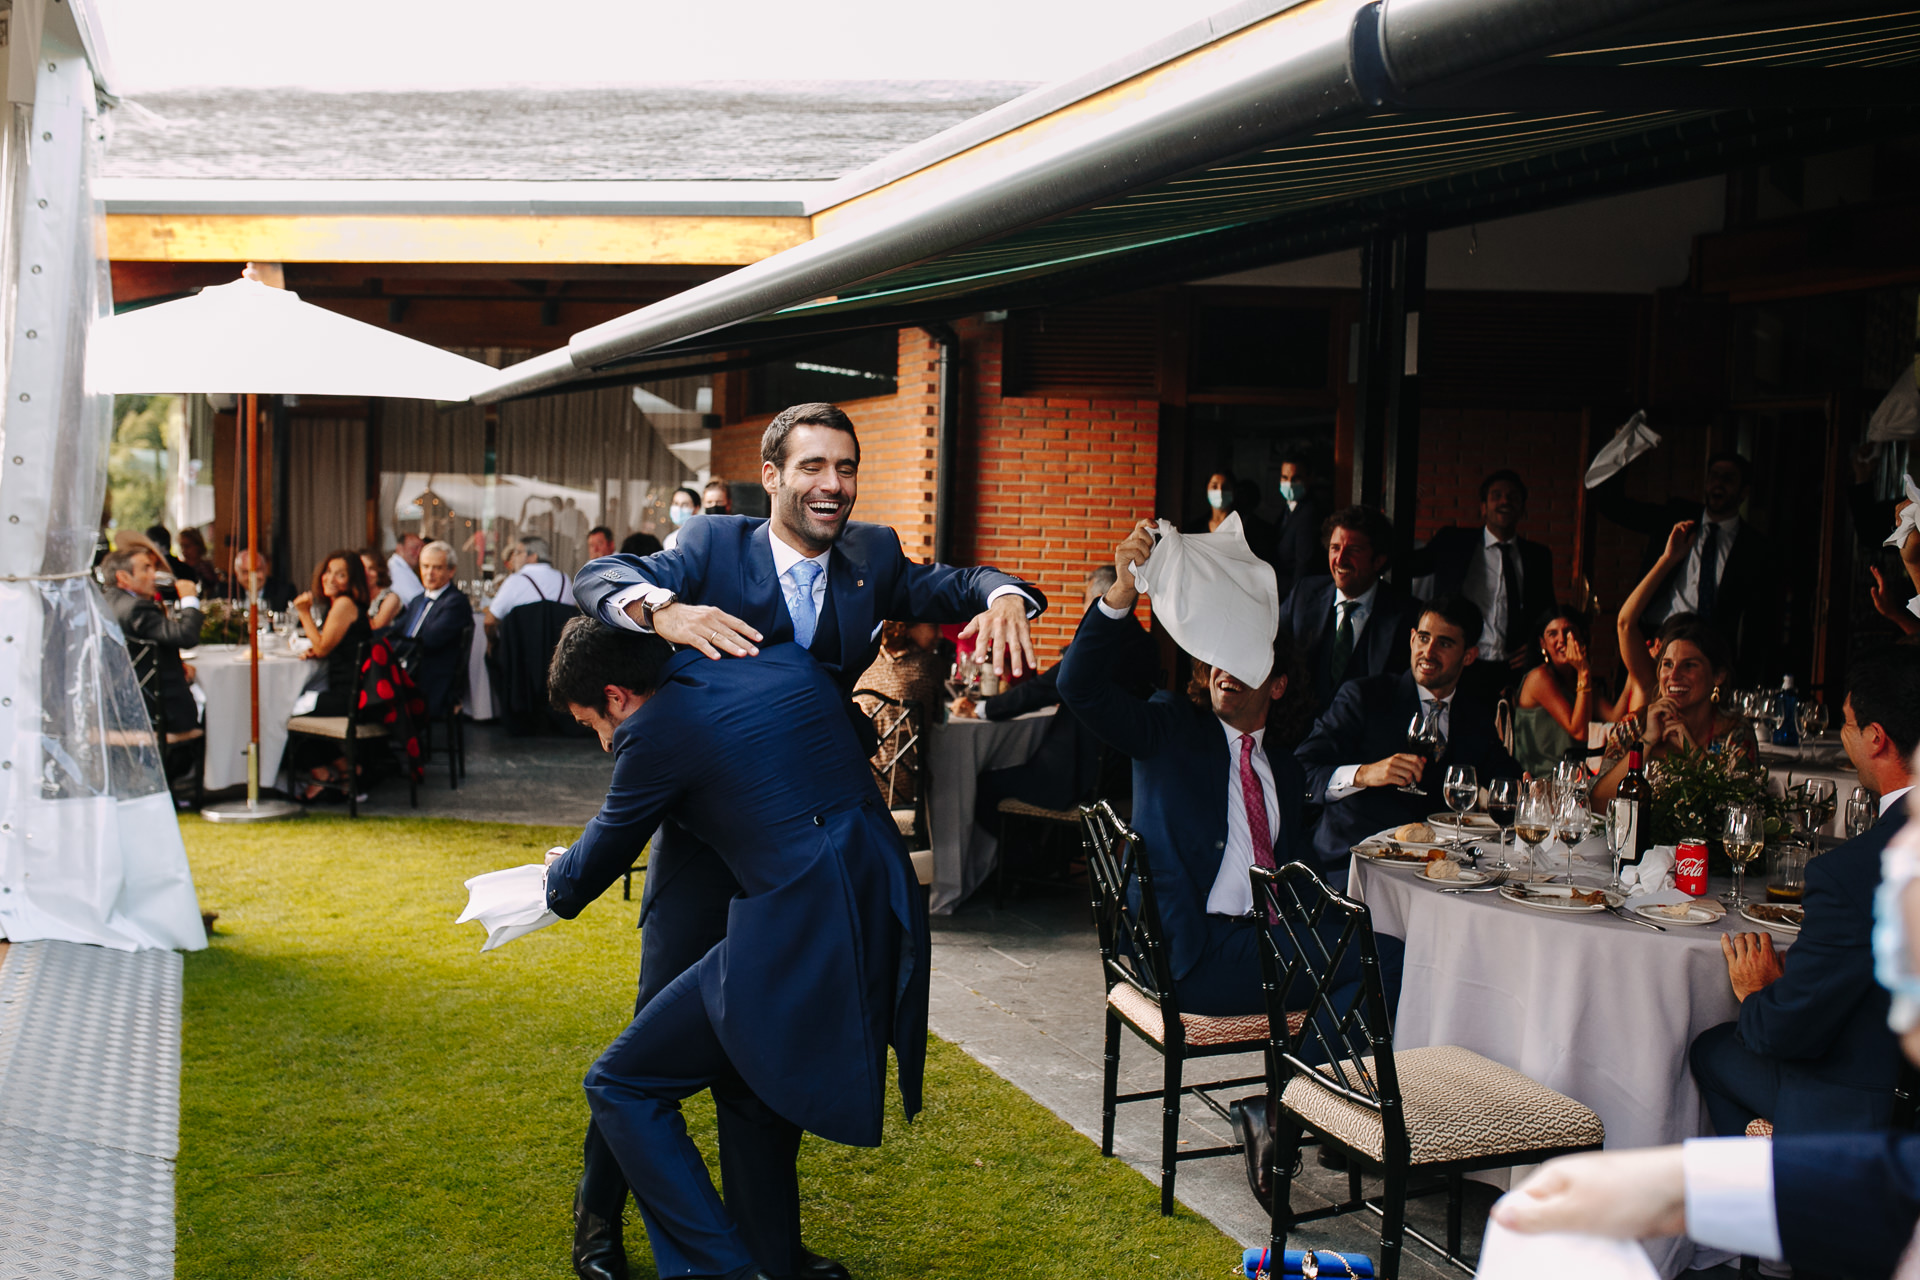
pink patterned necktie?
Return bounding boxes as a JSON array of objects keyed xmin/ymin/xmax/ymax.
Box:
[{"xmin": 1240, "ymin": 734, "xmax": 1276, "ymax": 870}]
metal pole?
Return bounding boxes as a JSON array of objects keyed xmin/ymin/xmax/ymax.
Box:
[
  {"xmin": 246, "ymin": 391, "xmax": 261, "ymax": 809},
  {"xmin": 923, "ymin": 324, "xmax": 959, "ymax": 565}
]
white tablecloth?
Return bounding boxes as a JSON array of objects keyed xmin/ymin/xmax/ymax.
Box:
[
  {"xmin": 465, "ymin": 612, "xmax": 494, "ymax": 721},
  {"xmin": 924, "ymin": 707, "xmax": 1055, "ymax": 913},
  {"xmin": 1351, "ymin": 845, "xmax": 1790, "ymax": 1278},
  {"xmin": 189, "ymin": 643, "xmax": 316, "ymax": 791}
]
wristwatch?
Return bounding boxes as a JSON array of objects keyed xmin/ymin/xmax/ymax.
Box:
[{"xmin": 638, "ymin": 592, "xmax": 677, "ymax": 630}]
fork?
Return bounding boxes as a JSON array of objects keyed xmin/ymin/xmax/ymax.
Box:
[
  {"xmin": 1439, "ymin": 868, "xmax": 1510, "ymax": 895},
  {"xmin": 1607, "ymin": 903, "xmax": 1666, "ymax": 932}
]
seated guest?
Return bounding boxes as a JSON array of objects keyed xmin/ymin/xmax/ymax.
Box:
[
  {"xmin": 965, "ymin": 566, "xmax": 1158, "ymax": 825},
  {"xmin": 389, "ymin": 540, "xmax": 469, "ymax": 718},
  {"xmin": 175, "ymin": 527, "xmax": 223, "ymax": 594},
  {"xmin": 100, "ymin": 545, "xmax": 202, "ymax": 738},
  {"xmin": 1688, "ymin": 646, "xmax": 1920, "ymax": 1135},
  {"xmin": 1279, "ymin": 504, "xmax": 1423, "ymax": 718},
  {"xmin": 1272, "ymin": 453, "xmax": 1321, "ymax": 603},
  {"xmin": 359, "ymin": 550, "xmax": 405, "ymax": 631},
  {"xmin": 661, "ymin": 486, "xmax": 700, "ymax": 551},
  {"xmin": 387, "ymin": 533, "xmax": 425, "ymax": 606},
  {"xmin": 585, "ymin": 525, "xmax": 615, "ymax": 561},
  {"xmin": 856, "ymin": 621, "xmax": 949, "ymax": 807},
  {"xmin": 289, "ymin": 551, "xmax": 375, "ymax": 800},
  {"xmin": 1404, "ymin": 469, "xmax": 1555, "ymax": 703},
  {"xmin": 230, "ymin": 548, "xmax": 296, "ymax": 612},
  {"xmin": 618, "ymin": 530, "xmax": 663, "ymax": 558},
  {"xmin": 1511, "ymin": 609, "xmax": 1595, "ymax": 776},
  {"xmin": 483, "ymin": 535, "xmax": 574, "ymax": 638},
  {"xmin": 1295, "ymin": 593, "xmax": 1521, "ymax": 873}
]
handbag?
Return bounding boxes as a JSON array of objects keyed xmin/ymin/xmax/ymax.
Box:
[{"xmin": 1242, "ymin": 1247, "xmax": 1376, "ymax": 1279}]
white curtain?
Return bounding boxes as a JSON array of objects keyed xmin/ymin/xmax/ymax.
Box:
[{"xmin": 0, "ymin": 7, "xmax": 205, "ymax": 952}]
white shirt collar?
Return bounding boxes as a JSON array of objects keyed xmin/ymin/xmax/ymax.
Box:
[
  {"xmin": 1483, "ymin": 526, "xmax": 1514, "ymax": 549},
  {"xmin": 1702, "ymin": 508, "xmax": 1741, "ymax": 535},
  {"xmin": 423, "ymin": 585, "xmax": 449, "ymax": 600},
  {"xmin": 766, "ymin": 523, "xmax": 831, "ymax": 578},
  {"xmin": 1417, "ymin": 683, "xmax": 1456, "ymax": 709},
  {"xmin": 1336, "ymin": 580, "xmax": 1379, "ymax": 611},
  {"xmin": 1220, "ymin": 720, "xmax": 1266, "ymax": 751},
  {"xmin": 1881, "ymin": 785, "xmax": 1913, "ymax": 818}
]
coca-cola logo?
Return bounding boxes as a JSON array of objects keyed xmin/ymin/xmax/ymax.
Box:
[{"xmin": 1676, "ymin": 854, "xmax": 1707, "ymax": 878}]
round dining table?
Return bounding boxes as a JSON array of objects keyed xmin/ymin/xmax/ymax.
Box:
[
  {"xmin": 1350, "ymin": 838, "xmax": 1798, "ymax": 1278},
  {"xmin": 188, "ymin": 642, "xmax": 316, "ymax": 791},
  {"xmin": 923, "ymin": 706, "xmax": 1056, "ymax": 913}
]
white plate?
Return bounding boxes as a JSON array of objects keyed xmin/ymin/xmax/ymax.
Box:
[
  {"xmin": 1632, "ymin": 900, "xmax": 1724, "ymax": 926},
  {"xmin": 1418, "ymin": 863, "xmax": 1490, "ymax": 886},
  {"xmin": 1428, "ymin": 812, "xmax": 1499, "ymax": 832},
  {"xmin": 1353, "ymin": 842, "xmax": 1443, "ymax": 868},
  {"xmin": 1498, "ymin": 883, "xmax": 1622, "ymax": 913},
  {"xmin": 1739, "ymin": 903, "xmax": 1804, "ymax": 934}
]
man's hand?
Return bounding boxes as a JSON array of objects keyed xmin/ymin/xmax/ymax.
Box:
[
  {"xmin": 1355, "ymin": 754, "xmax": 1426, "ymax": 789},
  {"xmin": 958, "ymin": 593, "xmax": 1035, "ymax": 678},
  {"xmin": 1868, "ymin": 567, "xmax": 1920, "ymax": 635},
  {"xmin": 1491, "ymin": 1148, "xmax": 1687, "ymax": 1239},
  {"xmin": 1103, "ymin": 519, "xmax": 1155, "ymax": 613},
  {"xmin": 176, "ymin": 579, "xmax": 198, "ymax": 604},
  {"xmin": 1721, "ymin": 930, "xmax": 1785, "ymax": 1001},
  {"xmin": 636, "ymin": 600, "xmax": 762, "ymax": 660},
  {"xmin": 544, "ymin": 847, "xmax": 567, "ymax": 867}
]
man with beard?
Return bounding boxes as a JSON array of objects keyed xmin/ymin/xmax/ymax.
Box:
[{"xmin": 567, "ymin": 401, "xmax": 1045, "ymax": 1280}]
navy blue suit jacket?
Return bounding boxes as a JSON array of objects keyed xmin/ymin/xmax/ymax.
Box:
[
  {"xmin": 1058, "ymin": 602, "xmax": 1312, "ymax": 984},
  {"xmin": 388, "ymin": 588, "xmax": 469, "ymax": 716},
  {"xmin": 1774, "ymin": 1131, "xmax": 1920, "ymax": 1278},
  {"xmin": 545, "ymin": 644, "xmax": 929, "ymax": 1149},
  {"xmin": 1279, "ymin": 576, "xmax": 1423, "ymax": 716},
  {"xmin": 1294, "ymin": 671, "xmax": 1521, "ymax": 869},
  {"xmin": 1272, "ymin": 498, "xmax": 1321, "ymax": 604},
  {"xmin": 1735, "ymin": 805, "xmax": 1902, "ymax": 1127}
]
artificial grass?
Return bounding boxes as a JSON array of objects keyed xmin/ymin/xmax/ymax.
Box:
[{"xmin": 178, "ymin": 814, "xmax": 1240, "ymax": 1279}]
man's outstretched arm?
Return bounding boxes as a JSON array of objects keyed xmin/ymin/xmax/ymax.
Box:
[{"xmin": 576, "ymin": 518, "xmax": 763, "ymax": 661}]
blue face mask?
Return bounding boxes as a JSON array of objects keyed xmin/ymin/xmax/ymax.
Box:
[
  {"xmin": 1206, "ymin": 489, "xmax": 1229, "ymax": 510},
  {"xmin": 670, "ymin": 506, "xmax": 692, "ymax": 527},
  {"xmin": 1279, "ymin": 481, "xmax": 1299, "ymax": 502},
  {"xmin": 1875, "ymin": 806, "xmax": 1920, "ymax": 1035}
]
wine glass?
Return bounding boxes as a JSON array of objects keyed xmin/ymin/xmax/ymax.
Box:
[
  {"xmin": 1513, "ymin": 780, "xmax": 1555, "ymax": 880},
  {"xmin": 1442, "ymin": 765, "xmax": 1477, "ymax": 852},
  {"xmin": 1604, "ymin": 797, "xmax": 1635, "ymax": 892},
  {"xmin": 1722, "ymin": 803, "xmax": 1764, "ymax": 908},
  {"xmin": 1796, "ymin": 700, "xmax": 1828, "ymax": 742},
  {"xmin": 1553, "ymin": 784, "xmax": 1591, "ymax": 885},
  {"xmin": 1399, "ymin": 704, "xmax": 1446, "ymax": 796},
  {"xmin": 1766, "ymin": 696, "xmax": 1789, "ymax": 742},
  {"xmin": 1801, "ymin": 778, "xmax": 1837, "ymax": 838},
  {"xmin": 1486, "ymin": 776, "xmax": 1519, "ymax": 871},
  {"xmin": 1846, "ymin": 787, "xmax": 1877, "ymax": 839}
]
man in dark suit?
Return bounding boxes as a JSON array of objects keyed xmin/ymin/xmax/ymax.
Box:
[
  {"xmin": 568, "ymin": 402, "xmax": 1044, "ymax": 1280},
  {"xmin": 1294, "ymin": 594, "xmax": 1522, "ymax": 872},
  {"xmin": 102, "ymin": 544, "xmax": 203, "ymax": 735},
  {"xmin": 1688, "ymin": 646, "xmax": 1918, "ymax": 1136},
  {"xmin": 1404, "ymin": 469, "xmax": 1555, "ymax": 704},
  {"xmin": 1278, "ymin": 505, "xmax": 1423, "ymax": 719},
  {"xmin": 1271, "ymin": 454, "xmax": 1321, "ymax": 604},
  {"xmin": 544, "ymin": 620, "xmax": 926, "ymax": 1280},
  {"xmin": 386, "ymin": 540, "xmax": 470, "ymax": 719},
  {"xmin": 1593, "ymin": 450, "xmax": 1778, "ymax": 684}
]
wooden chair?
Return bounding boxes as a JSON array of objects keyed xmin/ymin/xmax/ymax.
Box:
[
  {"xmin": 853, "ymin": 689, "xmax": 928, "ymax": 847},
  {"xmin": 1081, "ymin": 800, "xmax": 1289, "ymax": 1215},
  {"xmin": 284, "ymin": 641, "xmax": 418, "ymax": 818},
  {"xmin": 125, "ymin": 637, "xmax": 205, "ymax": 810},
  {"xmin": 1252, "ymin": 862, "xmax": 1605, "ymax": 1279}
]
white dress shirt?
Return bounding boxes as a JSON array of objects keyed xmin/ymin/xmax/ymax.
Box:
[
  {"xmin": 1883, "ymin": 785, "xmax": 1913, "ymax": 817},
  {"xmin": 1658, "ymin": 509, "xmax": 1740, "ymax": 618},
  {"xmin": 1463, "ymin": 527, "xmax": 1520, "ymax": 658},
  {"xmin": 407, "ymin": 584, "xmax": 452, "ymax": 637},
  {"xmin": 1332, "ymin": 580, "xmax": 1380, "ymax": 645},
  {"xmin": 487, "ymin": 561, "xmax": 575, "ymax": 619},
  {"xmin": 1683, "ymin": 1137, "xmax": 1782, "ymax": 1261},
  {"xmin": 1206, "ymin": 722, "xmax": 1281, "ymax": 916},
  {"xmin": 1325, "ymin": 683, "xmax": 1454, "ymax": 800},
  {"xmin": 388, "ymin": 553, "xmax": 424, "ymax": 605}
]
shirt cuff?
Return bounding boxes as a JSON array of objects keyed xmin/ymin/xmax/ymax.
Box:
[
  {"xmin": 988, "ymin": 584, "xmax": 1042, "ymax": 617},
  {"xmin": 1683, "ymin": 1137, "xmax": 1782, "ymax": 1262},
  {"xmin": 1095, "ymin": 597, "xmax": 1130, "ymax": 621},
  {"xmin": 605, "ymin": 583, "xmax": 671, "ymax": 632},
  {"xmin": 1326, "ymin": 764, "xmax": 1362, "ymax": 800},
  {"xmin": 1907, "ymin": 593, "xmax": 1920, "ymax": 622}
]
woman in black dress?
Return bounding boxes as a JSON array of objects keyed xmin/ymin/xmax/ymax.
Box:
[{"xmin": 292, "ymin": 550, "xmax": 374, "ymax": 799}]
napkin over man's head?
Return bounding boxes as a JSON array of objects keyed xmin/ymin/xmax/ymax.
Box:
[{"xmin": 1128, "ymin": 513, "xmax": 1280, "ymax": 688}]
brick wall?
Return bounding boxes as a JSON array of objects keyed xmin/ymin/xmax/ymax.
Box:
[{"xmin": 1412, "ymin": 406, "xmax": 1587, "ymax": 597}]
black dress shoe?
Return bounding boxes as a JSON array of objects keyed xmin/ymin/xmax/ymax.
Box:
[
  {"xmin": 572, "ymin": 1187, "xmax": 629, "ymax": 1280},
  {"xmin": 793, "ymin": 1248, "xmax": 851, "ymax": 1280},
  {"xmin": 1229, "ymin": 1098, "xmax": 1273, "ymax": 1210}
]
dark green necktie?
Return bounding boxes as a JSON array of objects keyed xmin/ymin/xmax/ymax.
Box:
[{"xmin": 1329, "ymin": 600, "xmax": 1356, "ymax": 687}]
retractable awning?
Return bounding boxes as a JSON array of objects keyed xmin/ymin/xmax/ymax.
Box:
[{"xmin": 470, "ymin": 0, "xmax": 1920, "ymax": 403}]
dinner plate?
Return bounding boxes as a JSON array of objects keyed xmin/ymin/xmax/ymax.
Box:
[
  {"xmin": 1417, "ymin": 863, "xmax": 1490, "ymax": 886},
  {"xmin": 1352, "ymin": 841, "xmax": 1442, "ymax": 868},
  {"xmin": 1632, "ymin": 899, "xmax": 1725, "ymax": 927},
  {"xmin": 1739, "ymin": 902, "xmax": 1804, "ymax": 934},
  {"xmin": 1427, "ymin": 812, "xmax": 1499, "ymax": 833},
  {"xmin": 1498, "ymin": 883, "xmax": 1622, "ymax": 913}
]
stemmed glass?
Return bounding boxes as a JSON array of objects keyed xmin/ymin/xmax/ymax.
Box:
[
  {"xmin": 1722, "ymin": 803, "xmax": 1764, "ymax": 908},
  {"xmin": 1801, "ymin": 778, "xmax": 1837, "ymax": 839},
  {"xmin": 1399, "ymin": 704, "xmax": 1446, "ymax": 796},
  {"xmin": 1796, "ymin": 701, "xmax": 1829, "ymax": 742},
  {"xmin": 1604, "ymin": 797, "xmax": 1635, "ymax": 893},
  {"xmin": 1442, "ymin": 765, "xmax": 1478, "ymax": 853},
  {"xmin": 1486, "ymin": 776, "xmax": 1518, "ymax": 871},
  {"xmin": 1513, "ymin": 780, "xmax": 1555, "ymax": 880},
  {"xmin": 1846, "ymin": 786, "xmax": 1877, "ymax": 839},
  {"xmin": 1553, "ymin": 784, "xmax": 1590, "ymax": 886}
]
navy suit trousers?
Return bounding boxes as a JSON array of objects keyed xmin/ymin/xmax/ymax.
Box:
[{"xmin": 1689, "ymin": 1021, "xmax": 1894, "ymax": 1136}]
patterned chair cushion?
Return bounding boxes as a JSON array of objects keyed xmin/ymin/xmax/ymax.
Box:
[
  {"xmin": 1281, "ymin": 1044, "xmax": 1604, "ymax": 1165},
  {"xmin": 1107, "ymin": 981, "xmax": 1300, "ymax": 1049},
  {"xmin": 997, "ymin": 798, "xmax": 1080, "ymax": 823},
  {"xmin": 1745, "ymin": 1118, "xmax": 1774, "ymax": 1137}
]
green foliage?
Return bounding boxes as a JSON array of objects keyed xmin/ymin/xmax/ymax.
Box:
[
  {"xmin": 1647, "ymin": 741, "xmax": 1788, "ymax": 853},
  {"xmin": 196, "ymin": 600, "xmax": 249, "ymax": 645},
  {"xmin": 109, "ymin": 394, "xmax": 176, "ymax": 535},
  {"xmin": 178, "ymin": 815, "xmax": 1236, "ymax": 1279}
]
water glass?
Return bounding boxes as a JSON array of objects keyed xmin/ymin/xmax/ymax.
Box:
[
  {"xmin": 1442, "ymin": 765, "xmax": 1477, "ymax": 851},
  {"xmin": 1801, "ymin": 778, "xmax": 1837, "ymax": 836},
  {"xmin": 1767, "ymin": 843, "xmax": 1808, "ymax": 905},
  {"xmin": 1722, "ymin": 803, "xmax": 1764, "ymax": 907},
  {"xmin": 1846, "ymin": 788, "xmax": 1877, "ymax": 839}
]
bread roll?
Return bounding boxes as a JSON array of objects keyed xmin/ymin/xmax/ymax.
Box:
[
  {"xmin": 1423, "ymin": 858, "xmax": 1462, "ymax": 881},
  {"xmin": 1393, "ymin": 821, "xmax": 1436, "ymax": 844}
]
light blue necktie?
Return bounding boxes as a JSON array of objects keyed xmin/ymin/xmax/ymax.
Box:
[{"xmin": 783, "ymin": 559, "xmax": 824, "ymax": 648}]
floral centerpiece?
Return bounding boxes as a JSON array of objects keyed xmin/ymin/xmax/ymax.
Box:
[
  {"xmin": 1646, "ymin": 740, "xmax": 1791, "ymax": 871},
  {"xmin": 197, "ymin": 600, "xmax": 249, "ymax": 646}
]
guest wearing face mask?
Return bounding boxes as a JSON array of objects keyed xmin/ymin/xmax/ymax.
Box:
[
  {"xmin": 1272, "ymin": 454, "xmax": 1321, "ymax": 602},
  {"xmin": 1185, "ymin": 472, "xmax": 1277, "ymax": 568},
  {"xmin": 661, "ymin": 486, "xmax": 701, "ymax": 552}
]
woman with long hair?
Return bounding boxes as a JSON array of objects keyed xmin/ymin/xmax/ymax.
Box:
[
  {"xmin": 292, "ymin": 551, "xmax": 375, "ymax": 800},
  {"xmin": 1512, "ymin": 609, "xmax": 1594, "ymax": 776},
  {"xmin": 360, "ymin": 549, "xmax": 404, "ymax": 631}
]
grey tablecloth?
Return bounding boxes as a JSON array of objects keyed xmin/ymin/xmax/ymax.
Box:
[
  {"xmin": 189, "ymin": 644, "xmax": 316, "ymax": 790},
  {"xmin": 1761, "ymin": 745, "xmax": 1859, "ymax": 839},
  {"xmin": 925, "ymin": 707, "xmax": 1055, "ymax": 913},
  {"xmin": 465, "ymin": 611, "xmax": 494, "ymax": 721},
  {"xmin": 1352, "ymin": 846, "xmax": 1791, "ymax": 1278}
]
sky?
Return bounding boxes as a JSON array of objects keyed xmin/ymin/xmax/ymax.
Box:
[{"xmin": 92, "ymin": 0, "xmax": 1235, "ymax": 92}]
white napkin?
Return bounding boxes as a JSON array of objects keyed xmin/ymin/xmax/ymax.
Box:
[
  {"xmin": 1618, "ymin": 844, "xmax": 1675, "ymax": 897},
  {"xmin": 1882, "ymin": 474, "xmax": 1920, "ymax": 551},
  {"xmin": 456, "ymin": 860, "xmax": 560, "ymax": 951},
  {"xmin": 1477, "ymin": 1218, "xmax": 1659, "ymax": 1280},
  {"xmin": 1584, "ymin": 410, "xmax": 1662, "ymax": 489},
  {"xmin": 1868, "ymin": 359, "xmax": 1919, "ymax": 442},
  {"xmin": 1128, "ymin": 513, "xmax": 1280, "ymax": 688}
]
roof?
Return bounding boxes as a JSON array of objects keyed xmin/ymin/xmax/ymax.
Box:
[{"xmin": 102, "ymin": 83, "xmax": 1034, "ymax": 183}]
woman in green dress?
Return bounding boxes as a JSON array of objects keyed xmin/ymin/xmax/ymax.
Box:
[{"xmin": 1512, "ymin": 609, "xmax": 1595, "ymax": 776}]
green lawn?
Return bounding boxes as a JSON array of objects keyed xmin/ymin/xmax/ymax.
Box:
[{"xmin": 178, "ymin": 814, "xmax": 1239, "ymax": 1279}]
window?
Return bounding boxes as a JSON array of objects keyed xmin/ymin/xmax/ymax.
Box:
[{"xmin": 747, "ymin": 330, "xmax": 899, "ymax": 415}]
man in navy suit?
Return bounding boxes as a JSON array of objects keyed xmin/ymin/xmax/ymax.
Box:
[
  {"xmin": 1270, "ymin": 454, "xmax": 1321, "ymax": 605},
  {"xmin": 1402, "ymin": 470, "xmax": 1555, "ymax": 704},
  {"xmin": 385, "ymin": 539, "xmax": 469, "ymax": 718},
  {"xmin": 1293, "ymin": 594, "xmax": 1522, "ymax": 873},
  {"xmin": 1277, "ymin": 505, "xmax": 1423, "ymax": 718},
  {"xmin": 543, "ymin": 619, "xmax": 927, "ymax": 1280},
  {"xmin": 1688, "ymin": 646, "xmax": 1920, "ymax": 1136},
  {"xmin": 567, "ymin": 402, "xmax": 1043, "ymax": 1280}
]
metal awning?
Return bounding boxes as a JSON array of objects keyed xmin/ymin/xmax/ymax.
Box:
[{"xmin": 471, "ymin": 0, "xmax": 1920, "ymax": 403}]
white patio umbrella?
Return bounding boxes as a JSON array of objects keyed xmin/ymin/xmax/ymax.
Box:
[{"xmin": 88, "ymin": 273, "xmax": 498, "ymax": 821}]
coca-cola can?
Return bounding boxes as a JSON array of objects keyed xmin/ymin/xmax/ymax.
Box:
[{"xmin": 1675, "ymin": 839, "xmax": 1709, "ymax": 897}]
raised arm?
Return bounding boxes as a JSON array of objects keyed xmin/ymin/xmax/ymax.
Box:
[
  {"xmin": 1519, "ymin": 633, "xmax": 1592, "ymax": 741},
  {"xmin": 1057, "ymin": 521, "xmax": 1174, "ymax": 760},
  {"xmin": 1616, "ymin": 519, "xmax": 1693, "ymax": 704},
  {"xmin": 874, "ymin": 528, "xmax": 1049, "ymax": 679}
]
